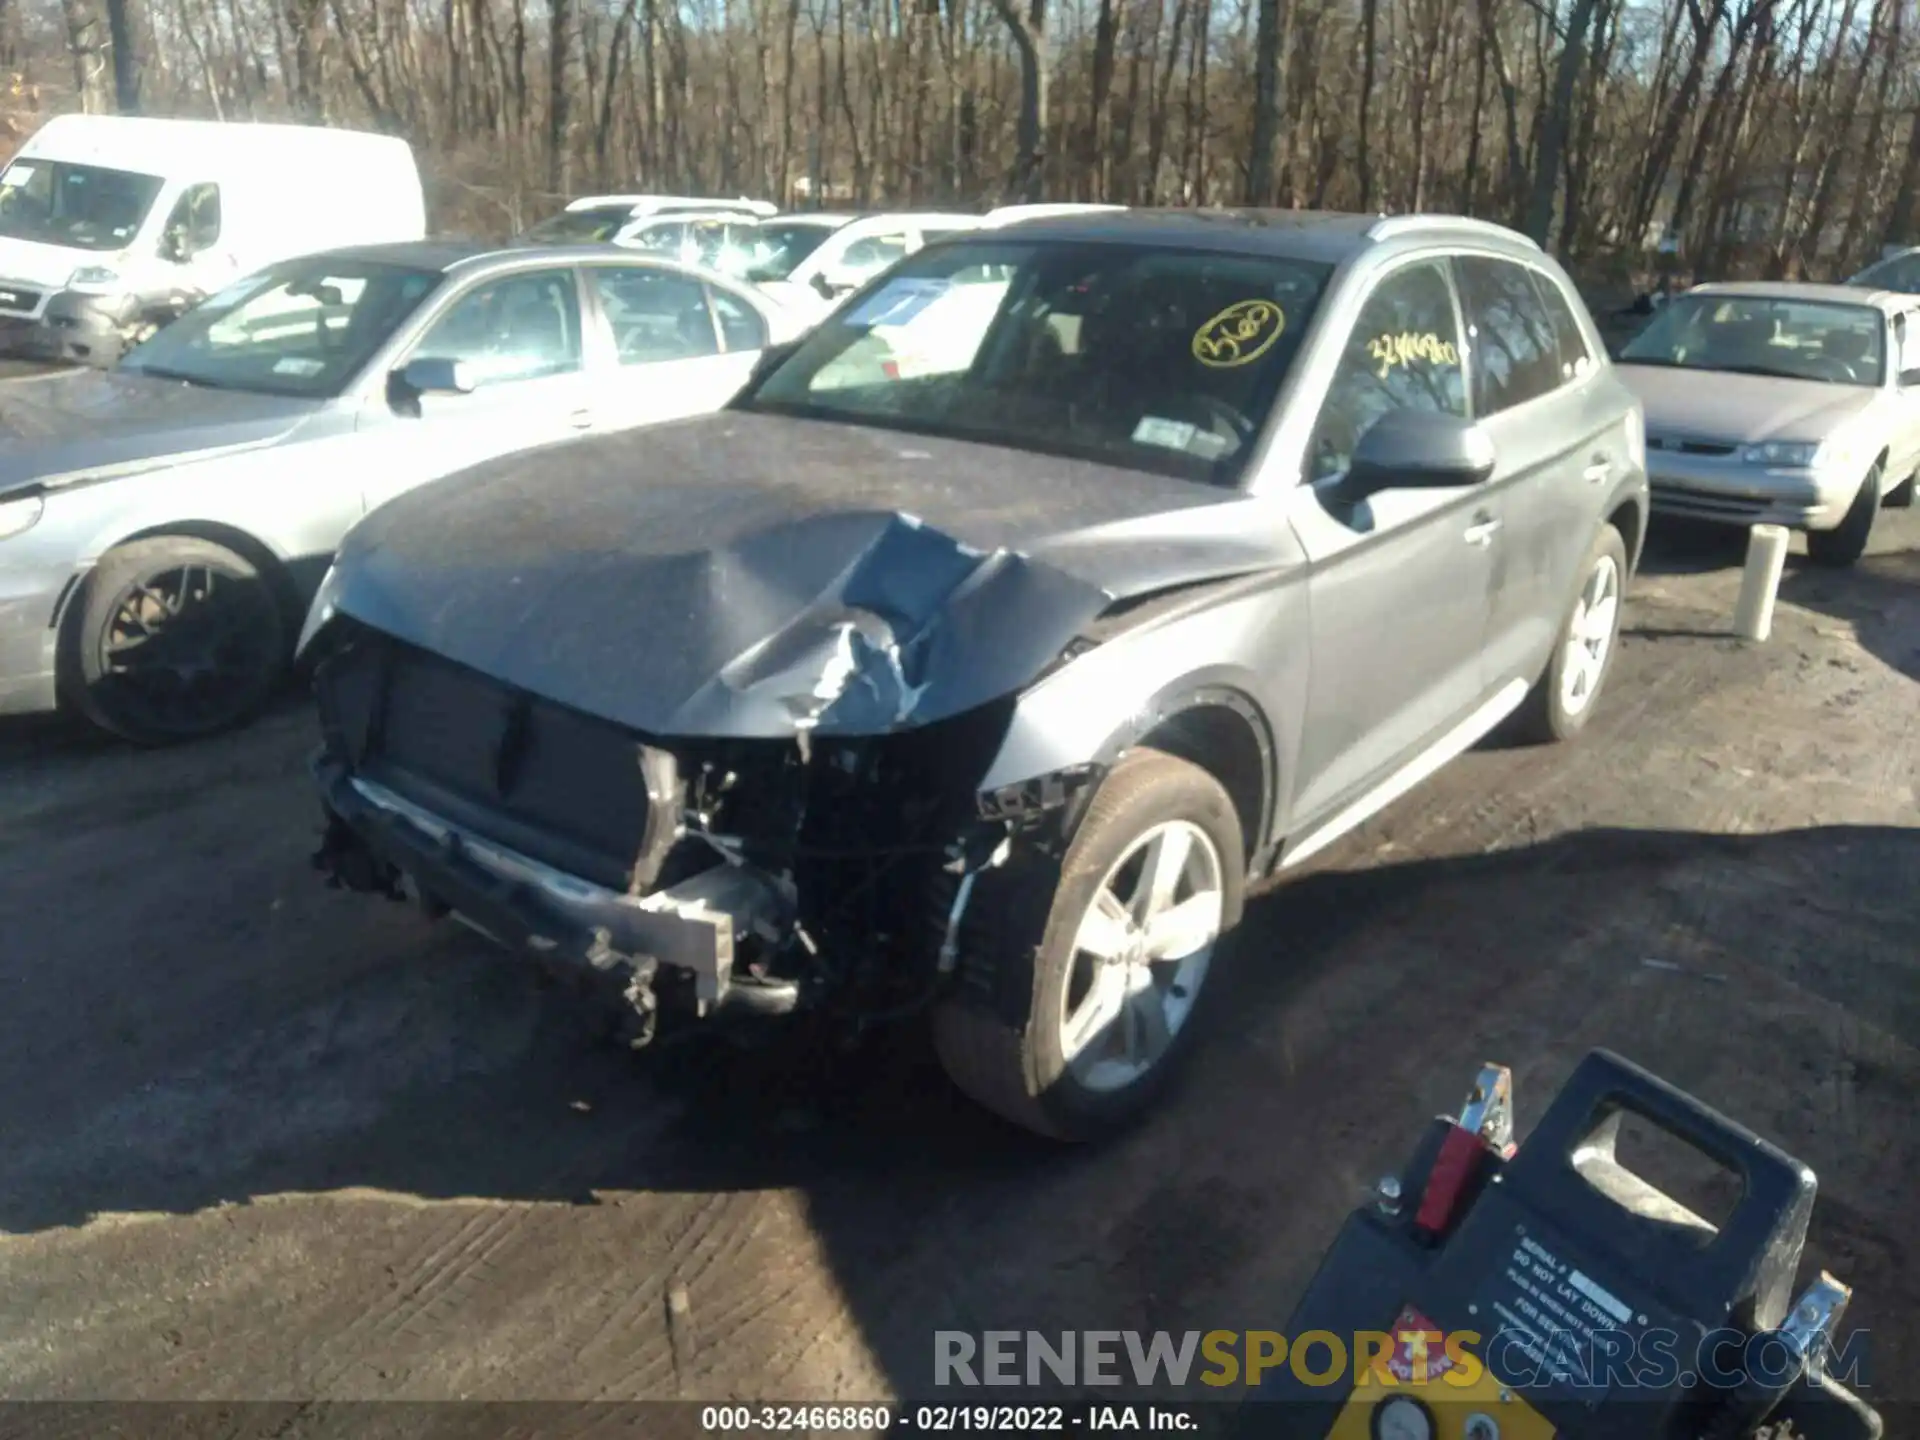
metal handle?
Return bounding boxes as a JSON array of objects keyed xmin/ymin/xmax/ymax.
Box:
[
  {"xmin": 1463, "ymin": 516, "xmax": 1503, "ymax": 546},
  {"xmin": 568, "ymin": 409, "xmax": 596, "ymax": 430}
]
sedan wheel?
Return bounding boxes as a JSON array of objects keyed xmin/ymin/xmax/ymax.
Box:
[{"xmin": 65, "ymin": 536, "xmax": 287, "ymax": 745}]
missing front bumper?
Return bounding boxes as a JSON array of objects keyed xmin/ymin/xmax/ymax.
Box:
[{"xmin": 313, "ymin": 758, "xmax": 796, "ymax": 1025}]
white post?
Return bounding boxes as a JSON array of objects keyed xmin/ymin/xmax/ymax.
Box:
[{"xmin": 1733, "ymin": 524, "xmax": 1791, "ymax": 641}]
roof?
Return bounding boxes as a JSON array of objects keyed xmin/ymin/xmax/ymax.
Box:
[
  {"xmin": 317, "ymin": 239, "xmax": 501, "ymax": 272},
  {"xmin": 17, "ymin": 113, "xmax": 412, "ymax": 173},
  {"xmin": 1688, "ymin": 280, "xmax": 1916, "ymax": 313},
  {"xmin": 970, "ymin": 208, "xmax": 1536, "ymax": 264}
]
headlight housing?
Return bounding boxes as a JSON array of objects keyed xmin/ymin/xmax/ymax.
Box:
[
  {"xmin": 66, "ymin": 265, "xmax": 122, "ymax": 293},
  {"xmin": 0, "ymin": 493, "xmax": 44, "ymax": 540},
  {"xmin": 1741, "ymin": 439, "xmax": 1827, "ymax": 467}
]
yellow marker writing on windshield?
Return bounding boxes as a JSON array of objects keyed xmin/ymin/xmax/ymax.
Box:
[{"xmin": 1194, "ymin": 300, "xmax": 1286, "ymax": 368}]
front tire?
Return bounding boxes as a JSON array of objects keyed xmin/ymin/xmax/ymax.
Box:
[
  {"xmin": 62, "ymin": 536, "xmax": 288, "ymax": 745},
  {"xmin": 932, "ymin": 747, "xmax": 1246, "ymax": 1141},
  {"xmin": 1512, "ymin": 523, "xmax": 1628, "ymax": 745},
  {"xmin": 1806, "ymin": 462, "xmax": 1882, "ymax": 567}
]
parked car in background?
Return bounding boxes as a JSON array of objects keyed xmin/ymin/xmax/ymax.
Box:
[
  {"xmin": 983, "ymin": 203, "xmax": 1128, "ymax": 226},
  {"xmin": 302, "ymin": 210, "xmax": 1647, "ymax": 1141},
  {"xmin": 0, "ymin": 241, "xmax": 800, "ymax": 744},
  {"xmin": 735, "ymin": 212, "xmax": 984, "ymax": 320},
  {"xmin": 1847, "ymin": 246, "xmax": 1920, "ymax": 295},
  {"xmin": 611, "ymin": 210, "xmax": 764, "ymax": 277},
  {"xmin": 1614, "ymin": 280, "xmax": 1920, "ymax": 565},
  {"xmin": 0, "ymin": 114, "xmax": 426, "ymax": 368},
  {"xmin": 521, "ymin": 195, "xmax": 776, "ymax": 246}
]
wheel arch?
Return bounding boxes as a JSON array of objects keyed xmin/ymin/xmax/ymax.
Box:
[
  {"xmin": 1133, "ymin": 692, "xmax": 1275, "ymax": 872},
  {"xmin": 70, "ymin": 520, "xmax": 302, "ymax": 633}
]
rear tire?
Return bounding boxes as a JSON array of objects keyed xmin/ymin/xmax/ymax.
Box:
[
  {"xmin": 1806, "ymin": 462, "xmax": 1881, "ymax": 568},
  {"xmin": 62, "ymin": 536, "xmax": 287, "ymax": 745},
  {"xmin": 1512, "ymin": 524, "xmax": 1628, "ymax": 745},
  {"xmin": 932, "ymin": 746, "xmax": 1245, "ymax": 1141}
]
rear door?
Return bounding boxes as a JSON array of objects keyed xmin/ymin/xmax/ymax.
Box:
[
  {"xmin": 1452, "ymin": 254, "xmax": 1615, "ymax": 693},
  {"xmin": 585, "ymin": 265, "xmax": 766, "ymax": 428},
  {"xmin": 1285, "ymin": 256, "xmax": 1500, "ymax": 826},
  {"xmin": 357, "ymin": 265, "xmax": 596, "ymax": 514}
]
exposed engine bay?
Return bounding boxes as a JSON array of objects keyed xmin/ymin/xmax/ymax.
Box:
[{"xmin": 310, "ymin": 619, "xmax": 1099, "ymax": 1045}]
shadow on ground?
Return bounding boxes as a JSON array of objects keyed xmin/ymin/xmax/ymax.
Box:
[
  {"xmin": 1781, "ymin": 545, "xmax": 1920, "ymax": 682},
  {"xmin": 3, "ymin": 820, "xmax": 1915, "ymax": 1394}
]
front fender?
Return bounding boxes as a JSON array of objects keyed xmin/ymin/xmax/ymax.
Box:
[{"xmin": 977, "ymin": 573, "xmax": 1309, "ymax": 855}]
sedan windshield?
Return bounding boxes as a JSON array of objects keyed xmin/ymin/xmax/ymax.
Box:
[
  {"xmin": 742, "ymin": 221, "xmax": 843, "ymax": 282},
  {"xmin": 1620, "ymin": 295, "xmax": 1886, "ymax": 387},
  {"xmin": 523, "ymin": 205, "xmax": 633, "ymax": 243},
  {"xmin": 742, "ymin": 239, "xmax": 1333, "ymax": 486},
  {"xmin": 0, "ymin": 159, "xmax": 166, "ymax": 252},
  {"xmin": 121, "ymin": 258, "xmax": 444, "ymax": 398}
]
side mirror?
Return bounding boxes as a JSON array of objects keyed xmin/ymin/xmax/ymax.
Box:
[
  {"xmin": 1336, "ymin": 410, "xmax": 1497, "ymax": 503},
  {"xmin": 810, "ymin": 272, "xmax": 840, "ymax": 300},
  {"xmin": 160, "ymin": 229, "xmax": 191, "ymax": 263},
  {"xmin": 395, "ymin": 356, "xmax": 477, "ymax": 397}
]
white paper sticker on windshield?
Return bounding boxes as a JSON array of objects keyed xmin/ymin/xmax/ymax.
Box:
[
  {"xmin": 2, "ymin": 164, "xmax": 34, "ymax": 188},
  {"xmin": 272, "ymin": 356, "xmax": 326, "ymax": 377},
  {"xmin": 1133, "ymin": 416, "xmax": 1198, "ymax": 451},
  {"xmin": 841, "ymin": 278, "xmax": 953, "ymax": 330}
]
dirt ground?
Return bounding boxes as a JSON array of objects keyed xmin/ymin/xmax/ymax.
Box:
[{"xmin": 0, "ymin": 509, "xmax": 1914, "ymax": 1411}]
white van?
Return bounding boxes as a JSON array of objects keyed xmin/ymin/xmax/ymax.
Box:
[{"xmin": 0, "ymin": 114, "xmax": 426, "ymax": 366}]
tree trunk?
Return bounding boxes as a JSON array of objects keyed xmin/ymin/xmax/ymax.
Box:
[
  {"xmin": 1355, "ymin": 0, "xmax": 1377, "ymax": 208},
  {"xmin": 104, "ymin": 0, "xmax": 139, "ymax": 111},
  {"xmin": 1244, "ymin": 0, "xmax": 1283, "ymax": 203},
  {"xmin": 1523, "ymin": 0, "xmax": 1599, "ymax": 247},
  {"xmin": 992, "ymin": 0, "xmax": 1048, "ymax": 200}
]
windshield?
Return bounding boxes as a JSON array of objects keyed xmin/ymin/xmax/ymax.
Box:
[
  {"xmin": 742, "ymin": 221, "xmax": 842, "ymax": 282},
  {"xmin": 121, "ymin": 257, "xmax": 444, "ymax": 398},
  {"xmin": 0, "ymin": 159, "xmax": 166, "ymax": 252},
  {"xmin": 742, "ymin": 239, "xmax": 1333, "ymax": 486},
  {"xmin": 523, "ymin": 205, "xmax": 633, "ymax": 243},
  {"xmin": 1620, "ymin": 295, "xmax": 1886, "ymax": 387}
]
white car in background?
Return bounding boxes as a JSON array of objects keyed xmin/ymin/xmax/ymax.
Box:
[
  {"xmin": 521, "ymin": 195, "xmax": 776, "ymax": 247},
  {"xmin": 737, "ymin": 212, "xmax": 983, "ymax": 321}
]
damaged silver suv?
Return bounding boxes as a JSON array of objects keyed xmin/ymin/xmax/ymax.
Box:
[{"xmin": 302, "ymin": 211, "xmax": 1648, "ymax": 1140}]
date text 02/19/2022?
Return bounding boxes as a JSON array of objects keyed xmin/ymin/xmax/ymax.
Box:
[{"xmin": 699, "ymin": 1406, "xmax": 1201, "ymax": 1432}]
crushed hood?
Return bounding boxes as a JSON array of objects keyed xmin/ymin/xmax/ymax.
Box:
[
  {"xmin": 1616, "ymin": 364, "xmax": 1878, "ymax": 445},
  {"xmin": 329, "ymin": 411, "xmax": 1291, "ymax": 738},
  {"xmin": 0, "ymin": 368, "xmax": 319, "ymax": 497}
]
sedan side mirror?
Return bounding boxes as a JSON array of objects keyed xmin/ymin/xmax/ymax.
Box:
[
  {"xmin": 396, "ymin": 356, "xmax": 477, "ymax": 397},
  {"xmin": 1336, "ymin": 410, "xmax": 1497, "ymax": 503},
  {"xmin": 810, "ymin": 272, "xmax": 840, "ymax": 301}
]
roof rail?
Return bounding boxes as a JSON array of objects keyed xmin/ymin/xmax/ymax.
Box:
[{"xmin": 1364, "ymin": 213, "xmax": 1540, "ymax": 250}]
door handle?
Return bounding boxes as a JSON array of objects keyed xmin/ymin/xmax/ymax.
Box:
[
  {"xmin": 1583, "ymin": 457, "xmax": 1611, "ymax": 484},
  {"xmin": 568, "ymin": 408, "xmax": 595, "ymax": 430},
  {"xmin": 1463, "ymin": 513, "xmax": 1502, "ymax": 547}
]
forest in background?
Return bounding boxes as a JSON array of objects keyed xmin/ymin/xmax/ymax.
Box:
[{"xmin": 0, "ymin": 0, "xmax": 1915, "ymax": 280}]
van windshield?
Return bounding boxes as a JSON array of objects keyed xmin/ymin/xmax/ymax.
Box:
[
  {"xmin": 0, "ymin": 159, "xmax": 166, "ymax": 252},
  {"xmin": 121, "ymin": 257, "xmax": 445, "ymax": 398}
]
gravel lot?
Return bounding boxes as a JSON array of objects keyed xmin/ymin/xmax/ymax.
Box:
[{"xmin": 0, "ymin": 508, "xmax": 1914, "ymax": 1406}]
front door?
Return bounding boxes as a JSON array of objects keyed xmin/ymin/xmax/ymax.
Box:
[
  {"xmin": 1286, "ymin": 257, "xmax": 1500, "ymax": 828},
  {"xmin": 358, "ymin": 265, "xmax": 596, "ymax": 515}
]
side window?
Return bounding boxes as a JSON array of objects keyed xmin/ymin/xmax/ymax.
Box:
[
  {"xmin": 593, "ymin": 267, "xmax": 720, "ymax": 363},
  {"xmin": 411, "ymin": 268, "xmax": 583, "ymax": 386},
  {"xmin": 1455, "ymin": 255, "xmax": 1561, "ymax": 416},
  {"xmin": 1310, "ymin": 260, "xmax": 1466, "ymax": 482},
  {"xmin": 839, "ymin": 233, "xmax": 911, "ymax": 281},
  {"xmin": 708, "ymin": 284, "xmax": 768, "ymax": 352},
  {"xmin": 163, "ymin": 182, "xmax": 222, "ymax": 256},
  {"xmin": 631, "ymin": 221, "xmax": 687, "ymax": 257},
  {"xmin": 1529, "ymin": 269, "xmax": 1595, "ymax": 386}
]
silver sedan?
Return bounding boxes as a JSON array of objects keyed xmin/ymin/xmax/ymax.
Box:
[
  {"xmin": 0, "ymin": 240, "xmax": 804, "ymax": 741},
  {"xmin": 1614, "ymin": 280, "xmax": 1920, "ymax": 565}
]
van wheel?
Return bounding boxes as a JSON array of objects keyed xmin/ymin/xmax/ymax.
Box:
[
  {"xmin": 63, "ymin": 536, "xmax": 287, "ymax": 745},
  {"xmin": 1806, "ymin": 462, "xmax": 1881, "ymax": 568},
  {"xmin": 932, "ymin": 747, "xmax": 1245, "ymax": 1141},
  {"xmin": 1512, "ymin": 524, "xmax": 1627, "ymax": 745}
]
